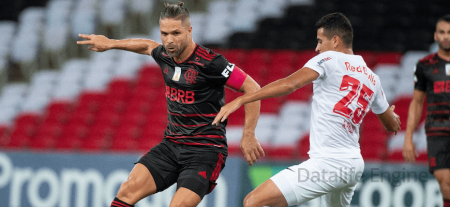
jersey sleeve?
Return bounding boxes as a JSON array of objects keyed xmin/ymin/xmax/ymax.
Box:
[
  {"xmin": 303, "ymin": 52, "xmax": 336, "ymax": 79},
  {"xmin": 206, "ymin": 55, "xmax": 247, "ymax": 91},
  {"xmin": 150, "ymin": 45, "xmax": 165, "ymax": 65},
  {"xmin": 371, "ymin": 77, "xmax": 390, "ymax": 114},
  {"xmin": 413, "ymin": 63, "xmax": 426, "ymax": 92}
]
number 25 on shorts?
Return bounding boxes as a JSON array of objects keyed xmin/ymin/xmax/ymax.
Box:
[{"xmin": 333, "ymin": 75, "xmax": 374, "ymax": 125}]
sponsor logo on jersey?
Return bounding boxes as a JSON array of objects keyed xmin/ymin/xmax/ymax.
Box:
[
  {"xmin": 344, "ymin": 62, "xmax": 375, "ymax": 85},
  {"xmin": 195, "ymin": 57, "xmax": 200, "ymax": 61},
  {"xmin": 433, "ymin": 68, "xmax": 439, "ymax": 74},
  {"xmin": 433, "ymin": 80, "xmax": 450, "ymax": 93},
  {"xmin": 446, "ymin": 64, "xmax": 450, "ymax": 76},
  {"xmin": 165, "ymin": 86, "xmax": 195, "ymax": 104},
  {"xmin": 317, "ymin": 57, "xmax": 332, "ymax": 65},
  {"xmin": 172, "ymin": 67, "xmax": 181, "ymax": 81},
  {"xmin": 221, "ymin": 63, "xmax": 235, "ymax": 78},
  {"xmin": 185, "ymin": 68, "xmax": 198, "ymax": 84}
]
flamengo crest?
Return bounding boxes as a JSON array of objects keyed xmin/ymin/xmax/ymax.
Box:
[{"xmin": 185, "ymin": 68, "xmax": 198, "ymax": 84}]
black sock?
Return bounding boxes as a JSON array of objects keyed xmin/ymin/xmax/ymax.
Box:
[{"xmin": 110, "ymin": 197, "xmax": 134, "ymax": 207}]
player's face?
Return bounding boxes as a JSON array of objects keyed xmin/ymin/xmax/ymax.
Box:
[
  {"xmin": 315, "ymin": 28, "xmax": 334, "ymax": 53},
  {"xmin": 435, "ymin": 21, "xmax": 450, "ymax": 51},
  {"xmin": 160, "ymin": 18, "xmax": 192, "ymax": 57}
]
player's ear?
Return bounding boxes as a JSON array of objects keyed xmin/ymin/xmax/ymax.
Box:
[{"xmin": 332, "ymin": 35, "xmax": 339, "ymax": 48}]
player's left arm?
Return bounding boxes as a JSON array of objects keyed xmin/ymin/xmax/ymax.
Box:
[
  {"xmin": 213, "ymin": 67, "xmax": 319, "ymax": 124},
  {"xmin": 238, "ymin": 75, "xmax": 265, "ymax": 166}
]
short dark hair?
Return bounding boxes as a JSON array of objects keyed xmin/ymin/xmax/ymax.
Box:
[
  {"xmin": 160, "ymin": 1, "xmax": 190, "ymax": 22},
  {"xmin": 315, "ymin": 12, "xmax": 353, "ymax": 48},
  {"xmin": 437, "ymin": 14, "xmax": 450, "ymax": 25}
]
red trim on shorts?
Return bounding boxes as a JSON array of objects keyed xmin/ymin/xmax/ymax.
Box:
[
  {"xmin": 211, "ymin": 153, "xmax": 224, "ymax": 182},
  {"xmin": 168, "ymin": 139, "xmax": 224, "ymax": 147},
  {"xmin": 225, "ymin": 66, "xmax": 247, "ymax": 91}
]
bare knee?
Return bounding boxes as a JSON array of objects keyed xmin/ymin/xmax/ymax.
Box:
[
  {"xmin": 117, "ymin": 179, "xmax": 139, "ymax": 203},
  {"xmin": 169, "ymin": 199, "xmax": 199, "ymax": 207},
  {"xmin": 244, "ymin": 192, "xmax": 258, "ymax": 207}
]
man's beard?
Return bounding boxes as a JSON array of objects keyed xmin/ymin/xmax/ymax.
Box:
[{"xmin": 437, "ymin": 40, "xmax": 450, "ymax": 51}]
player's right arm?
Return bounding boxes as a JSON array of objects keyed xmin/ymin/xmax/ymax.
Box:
[
  {"xmin": 77, "ymin": 34, "xmax": 161, "ymax": 55},
  {"xmin": 403, "ymin": 89, "xmax": 426, "ymax": 163},
  {"xmin": 376, "ymin": 105, "xmax": 401, "ymax": 134}
]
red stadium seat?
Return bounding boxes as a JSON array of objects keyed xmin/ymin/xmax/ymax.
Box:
[
  {"xmin": 260, "ymin": 98, "xmax": 283, "ymax": 113},
  {"xmin": 298, "ymin": 134, "xmax": 310, "ymax": 160},
  {"xmin": 268, "ymin": 146, "xmax": 296, "ymax": 160},
  {"xmin": 355, "ymin": 51, "xmax": 377, "ymax": 69},
  {"xmin": 75, "ymin": 92, "xmax": 105, "ymax": 113},
  {"xmin": 295, "ymin": 50, "xmax": 317, "ymax": 67},
  {"xmin": 136, "ymin": 136, "xmax": 163, "ymax": 151},
  {"xmin": 30, "ymin": 134, "xmax": 56, "ymax": 150},
  {"xmin": 286, "ymin": 83, "xmax": 313, "ymax": 101},
  {"xmin": 376, "ymin": 52, "xmax": 403, "ymax": 65},
  {"xmin": 55, "ymin": 135, "xmax": 83, "ymax": 150},
  {"xmin": 270, "ymin": 50, "xmax": 298, "ymax": 68}
]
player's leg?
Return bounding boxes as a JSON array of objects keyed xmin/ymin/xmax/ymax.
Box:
[
  {"xmin": 113, "ymin": 163, "xmax": 157, "ymax": 206},
  {"xmin": 169, "ymin": 187, "xmax": 202, "ymax": 207},
  {"xmin": 169, "ymin": 148, "xmax": 226, "ymax": 207},
  {"xmin": 243, "ymin": 179, "xmax": 288, "ymax": 207},
  {"xmin": 434, "ymin": 169, "xmax": 450, "ymax": 200},
  {"xmin": 111, "ymin": 140, "xmax": 181, "ymax": 207},
  {"xmin": 428, "ymin": 138, "xmax": 450, "ymax": 206},
  {"xmin": 319, "ymin": 157, "xmax": 364, "ymax": 207}
]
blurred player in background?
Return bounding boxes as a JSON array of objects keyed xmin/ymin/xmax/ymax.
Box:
[
  {"xmin": 403, "ymin": 14, "xmax": 450, "ymax": 207},
  {"xmin": 213, "ymin": 12, "xmax": 401, "ymax": 207},
  {"xmin": 78, "ymin": 2, "xmax": 264, "ymax": 207}
]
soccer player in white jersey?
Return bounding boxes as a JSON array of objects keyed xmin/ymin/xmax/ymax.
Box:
[{"xmin": 212, "ymin": 12, "xmax": 401, "ymax": 207}]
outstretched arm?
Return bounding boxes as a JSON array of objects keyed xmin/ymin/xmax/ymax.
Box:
[
  {"xmin": 376, "ymin": 105, "xmax": 401, "ymax": 134},
  {"xmin": 77, "ymin": 34, "xmax": 161, "ymax": 55},
  {"xmin": 237, "ymin": 75, "xmax": 264, "ymax": 166},
  {"xmin": 213, "ymin": 67, "xmax": 319, "ymax": 124},
  {"xmin": 403, "ymin": 90, "xmax": 426, "ymax": 163}
]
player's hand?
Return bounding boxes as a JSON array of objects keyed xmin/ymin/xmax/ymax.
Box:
[
  {"xmin": 403, "ymin": 139, "xmax": 418, "ymax": 163},
  {"xmin": 241, "ymin": 132, "xmax": 265, "ymax": 166},
  {"xmin": 391, "ymin": 105, "xmax": 401, "ymax": 135},
  {"xmin": 77, "ymin": 34, "xmax": 111, "ymax": 52},
  {"xmin": 212, "ymin": 97, "xmax": 243, "ymax": 126}
]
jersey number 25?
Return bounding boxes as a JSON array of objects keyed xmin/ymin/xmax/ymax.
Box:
[{"xmin": 333, "ymin": 75, "xmax": 374, "ymax": 125}]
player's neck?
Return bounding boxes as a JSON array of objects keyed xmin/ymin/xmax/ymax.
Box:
[
  {"xmin": 437, "ymin": 49, "xmax": 450, "ymax": 61},
  {"xmin": 173, "ymin": 40, "xmax": 196, "ymax": 63},
  {"xmin": 333, "ymin": 47, "xmax": 353, "ymax": 55}
]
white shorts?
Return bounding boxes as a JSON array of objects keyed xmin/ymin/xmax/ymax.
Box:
[{"xmin": 270, "ymin": 157, "xmax": 364, "ymax": 207}]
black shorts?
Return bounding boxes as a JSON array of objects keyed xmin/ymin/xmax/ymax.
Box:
[
  {"xmin": 136, "ymin": 139, "xmax": 227, "ymax": 199},
  {"xmin": 427, "ymin": 137, "xmax": 450, "ymax": 174}
]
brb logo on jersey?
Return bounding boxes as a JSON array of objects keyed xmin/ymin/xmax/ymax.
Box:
[
  {"xmin": 221, "ymin": 63, "xmax": 235, "ymax": 78},
  {"xmin": 185, "ymin": 68, "xmax": 198, "ymax": 84},
  {"xmin": 317, "ymin": 57, "xmax": 332, "ymax": 65}
]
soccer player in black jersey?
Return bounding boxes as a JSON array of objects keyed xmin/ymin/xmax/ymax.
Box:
[
  {"xmin": 403, "ymin": 14, "xmax": 450, "ymax": 207},
  {"xmin": 77, "ymin": 2, "xmax": 264, "ymax": 207}
]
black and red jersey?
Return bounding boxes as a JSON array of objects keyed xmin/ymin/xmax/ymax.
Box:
[
  {"xmin": 414, "ymin": 53, "xmax": 450, "ymax": 137},
  {"xmin": 151, "ymin": 44, "xmax": 247, "ymax": 150}
]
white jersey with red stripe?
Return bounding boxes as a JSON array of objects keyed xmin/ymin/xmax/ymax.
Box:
[{"xmin": 303, "ymin": 51, "xmax": 389, "ymax": 158}]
